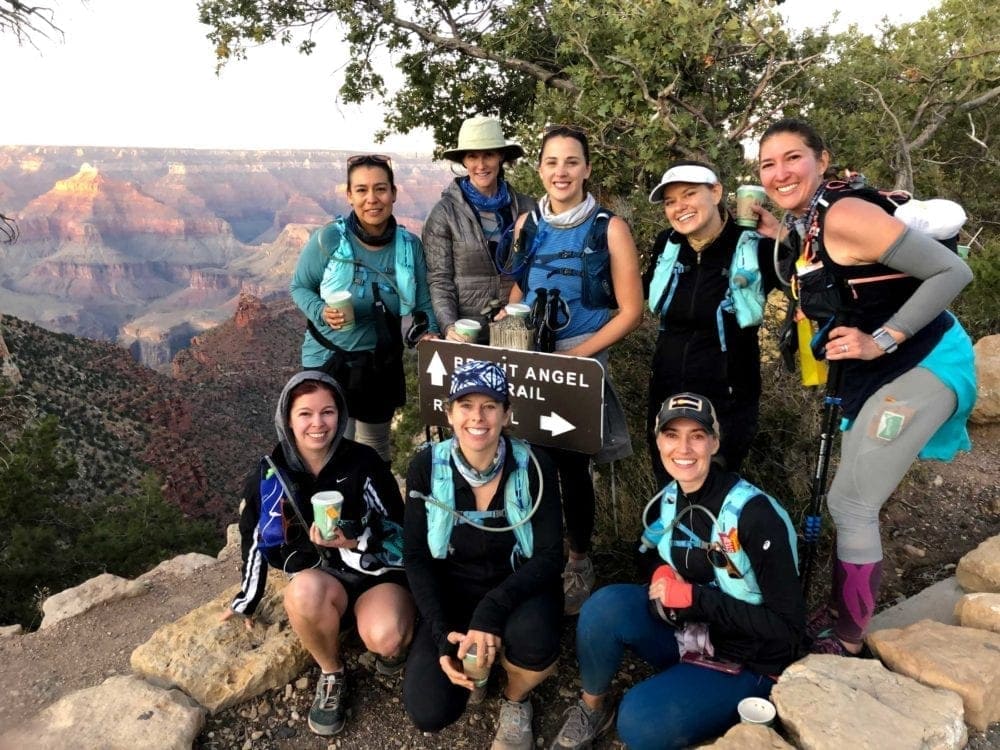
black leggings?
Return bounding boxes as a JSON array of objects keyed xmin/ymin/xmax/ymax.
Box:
[
  {"xmin": 402, "ymin": 589, "xmax": 562, "ymax": 732},
  {"xmin": 546, "ymin": 446, "xmax": 595, "ymax": 555}
]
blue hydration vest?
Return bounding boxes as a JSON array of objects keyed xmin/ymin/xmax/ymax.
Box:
[
  {"xmin": 520, "ymin": 208, "xmax": 616, "ymax": 310},
  {"xmin": 648, "ymin": 230, "xmax": 765, "ymax": 351},
  {"xmin": 257, "ymin": 462, "xmax": 288, "ymax": 552},
  {"xmin": 427, "ymin": 438, "xmax": 534, "ymax": 563},
  {"xmin": 318, "ymin": 217, "xmax": 419, "ymax": 315},
  {"xmin": 642, "ymin": 479, "xmax": 798, "ymax": 605}
]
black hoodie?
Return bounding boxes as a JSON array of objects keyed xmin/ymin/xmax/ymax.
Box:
[{"xmin": 230, "ymin": 371, "xmax": 404, "ymax": 617}]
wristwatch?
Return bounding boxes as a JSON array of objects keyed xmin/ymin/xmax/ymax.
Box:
[{"xmin": 871, "ymin": 327, "xmax": 899, "ymax": 354}]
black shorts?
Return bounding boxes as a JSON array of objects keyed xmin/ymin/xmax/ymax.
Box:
[{"xmin": 321, "ymin": 566, "xmax": 409, "ymax": 610}]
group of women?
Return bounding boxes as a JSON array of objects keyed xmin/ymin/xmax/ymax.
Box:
[{"xmin": 223, "ymin": 116, "xmax": 975, "ymax": 749}]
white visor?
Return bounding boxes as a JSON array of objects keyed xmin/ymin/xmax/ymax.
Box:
[{"xmin": 649, "ymin": 165, "xmax": 719, "ymax": 203}]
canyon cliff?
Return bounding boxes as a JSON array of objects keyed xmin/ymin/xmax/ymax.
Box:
[{"xmin": 0, "ymin": 146, "xmax": 451, "ymax": 368}]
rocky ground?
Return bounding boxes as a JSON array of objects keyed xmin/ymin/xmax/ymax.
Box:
[{"xmin": 1, "ymin": 423, "xmax": 997, "ymax": 749}]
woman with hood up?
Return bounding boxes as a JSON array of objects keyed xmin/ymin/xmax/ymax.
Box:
[{"xmin": 222, "ymin": 371, "xmax": 414, "ymax": 738}]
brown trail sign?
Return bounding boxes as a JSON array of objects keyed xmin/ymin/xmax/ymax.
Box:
[{"xmin": 416, "ymin": 340, "xmax": 605, "ymax": 454}]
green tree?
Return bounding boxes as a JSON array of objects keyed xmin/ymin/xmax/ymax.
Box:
[
  {"xmin": 789, "ymin": 0, "xmax": 999, "ymax": 231},
  {"xmin": 0, "ymin": 416, "xmax": 218, "ymax": 628},
  {"xmin": 198, "ymin": 0, "xmax": 823, "ymax": 204}
]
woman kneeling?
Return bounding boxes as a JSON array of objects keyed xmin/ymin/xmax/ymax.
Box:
[
  {"xmin": 551, "ymin": 393, "xmax": 805, "ymax": 750},
  {"xmin": 403, "ymin": 361, "xmax": 563, "ymax": 750}
]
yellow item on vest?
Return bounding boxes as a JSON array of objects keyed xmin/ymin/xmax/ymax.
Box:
[{"xmin": 797, "ymin": 317, "xmax": 828, "ymax": 387}]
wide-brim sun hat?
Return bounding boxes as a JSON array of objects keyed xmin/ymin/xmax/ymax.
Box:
[
  {"xmin": 649, "ymin": 164, "xmax": 720, "ymax": 203},
  {"xmin": 441, "ymin": 116, "xmax": 525, "ymax": 163}
]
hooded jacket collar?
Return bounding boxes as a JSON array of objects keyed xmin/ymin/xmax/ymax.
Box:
[{"xmin": 274, "ymin": 370, "xmax": 349, "ymax": 474}]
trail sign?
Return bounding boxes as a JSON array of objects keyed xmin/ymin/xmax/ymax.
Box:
[{"xmin": 416, "ymin": 340, "xmax": 605, "ymax": 454}]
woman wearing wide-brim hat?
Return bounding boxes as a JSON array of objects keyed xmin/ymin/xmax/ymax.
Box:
[{"xmin": 423, "ymin": 116, "xmax": 537, "ymax": 343}]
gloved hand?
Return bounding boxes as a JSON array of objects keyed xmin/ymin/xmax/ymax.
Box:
[{"xmin": 651, "ymin": 564, "xmax": 693, "ymax": 609}]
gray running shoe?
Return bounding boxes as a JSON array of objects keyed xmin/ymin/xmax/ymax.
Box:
[
  {"xmin": 549, "ymin": 699, "xmax": 614, "ymax": 749},
  {"xmin": 562, "ymin": 557, "xmax": 596, "ymax": 615},
  {"xmin": 491, "ymin": 697, "xmax": 533, "ymax": 750},
  {"xmin": 307, "ymin": 670, "xmax": 347, "ymax": 736}
]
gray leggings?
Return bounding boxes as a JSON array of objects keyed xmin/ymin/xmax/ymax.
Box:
[
  {"xmin": 829, "ymin": 367, "xmax": 956, "ymax": 564},
  {"xmin": 344, "ymin": 418, "xmax": 392, "ymax": 462}
]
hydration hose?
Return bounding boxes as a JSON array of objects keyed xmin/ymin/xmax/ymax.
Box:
[{"xmin": 408, "ymin": 446, "xmax": 545, "ymax": 534}]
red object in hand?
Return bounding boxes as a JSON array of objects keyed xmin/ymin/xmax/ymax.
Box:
[{"xmin": 652, "ymin": 565, "xmax": 693, "ymax": 609}]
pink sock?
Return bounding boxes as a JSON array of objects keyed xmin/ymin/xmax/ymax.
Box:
[{"xmin": 833, "ymin": 559, "xmax": 882, "ymax": 644}]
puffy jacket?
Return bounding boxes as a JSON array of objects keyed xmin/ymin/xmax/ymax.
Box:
[{"xmin": 422, "ymin": 179, "xmax": 536, "ymax": 338}]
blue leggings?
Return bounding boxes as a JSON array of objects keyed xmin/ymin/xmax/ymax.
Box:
[{"xmin": 577, "ymin": 584, "xmax": 774, "ymax": 750}]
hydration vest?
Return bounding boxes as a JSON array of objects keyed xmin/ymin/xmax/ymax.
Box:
[
  {"xmin": 648, "ymin": 229, "xmax": 765, "ymax": 351},
  {"xmin": 517, "ymin": 209, "xmax": 617, "ymax": 310},
  {"xmin": 642, "ymin": 479, "xmax": 798, "ymax": 605},
  {"xmin": 427, "ymin": 438, "xmax": 534, "ymax": 563},
  {"xmin": 317, "ymin": 217, "xmax": 420, "ymax": 315},
  {"xmin": 257, "ymin": 462, "xmax": 290, "ymax": 552}
]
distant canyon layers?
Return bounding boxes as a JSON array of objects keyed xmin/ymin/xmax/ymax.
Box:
[{"xmin": 0, "ymin": 146, "xmax": 452, "ymax": 369}]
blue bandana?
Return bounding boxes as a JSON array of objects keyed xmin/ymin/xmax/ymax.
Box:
[{"xmin": 449, "ymin": 360, "xmax": 509, "ymax": 403}]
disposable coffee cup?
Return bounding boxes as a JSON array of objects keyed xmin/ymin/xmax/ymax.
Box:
[
  {"xmin": 311, "ymin": 491, "xmax": 344, "ymax": 540},
  {"xmin": 957, "ymin": 244, "xmax": 970, "ymax": 259},
  {"xmin": 504, "ymin": 303, "xmax": 531, "ymax": 318},
  {"xmin": 737, "ymin": 697, "xmax": 776, "ymax": 726},
  {"xmin": 453, "ymin": 318, "xmax": 482, "ymax": 342},
  {"xmin": 323, "ymin": 290, "xmax": 356, "ymax": 331},
  {"xmin": 462, "ymin": 644, "xmax": 490, "ymax": 687},
  {"xmin": 735, "ymin": 185, "xmax": 767, "ymax": 229}
]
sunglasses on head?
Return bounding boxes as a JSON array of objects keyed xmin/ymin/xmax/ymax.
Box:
[{"xmin": 347, "ymin": 153, "xmax": 392, "ymax": 168}]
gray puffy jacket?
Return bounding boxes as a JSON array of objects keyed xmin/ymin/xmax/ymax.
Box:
[{"xmin": 422, "ymin": 178, "xmax": 536, "ymax": 342}]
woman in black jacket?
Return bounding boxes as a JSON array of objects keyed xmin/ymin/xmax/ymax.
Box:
[
  {"xmin": 222, "ymin": 371, "xmax": 413, "ymax": 738},
  {"xmin": 402, "ymin": 360, "xmax": 562, "ymax": 750},
  {"xmin": 643, "ymin": 161, "xmax": 785, "ymax": 487}
]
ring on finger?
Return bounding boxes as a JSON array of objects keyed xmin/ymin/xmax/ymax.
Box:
[{"xmin": 841, "ymin": 343, "xmax": 848, "ymax": 353}]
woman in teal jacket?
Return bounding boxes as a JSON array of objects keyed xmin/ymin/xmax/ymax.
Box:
[{"xmin": 290, "ymin": 154, "xmax": 439, "ymax": 462}]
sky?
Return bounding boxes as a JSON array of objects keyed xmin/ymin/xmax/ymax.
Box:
[{"xmin": 1, "ymin": 0, "xmax": 938, "ymax": 154}]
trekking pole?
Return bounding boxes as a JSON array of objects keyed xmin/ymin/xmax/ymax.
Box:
[{"xmin": 800, "ymin": 360, "xmax": 843, "ymax": 598}]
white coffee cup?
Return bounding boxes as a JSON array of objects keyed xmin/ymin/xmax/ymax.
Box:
[
  {"xmin": 737, "ymin": 697, "xmax": 776, "ymax": 726},
  {"xmin": 311, "ymin": 491, "xmax": 344, "ymax": 540},
  {"xmin": 504, "ymin": 303, "xmax": 531, "ymax": 318},
  {"xmin": 323, "ymin": 290, "xmax": 355, "ymax": 331},
  {"xmin": 453, "ymin": 318, "xmax": 482, "ymax": 341}
]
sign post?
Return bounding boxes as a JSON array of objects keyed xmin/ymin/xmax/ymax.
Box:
[{"xmin": 416, "ymin": 340, "xmax": 605, "ymax": 454}]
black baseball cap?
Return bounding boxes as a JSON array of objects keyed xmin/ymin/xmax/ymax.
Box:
[{"xmin": 655, "ymin": 392, "xmax": 720, "ymax": 435}]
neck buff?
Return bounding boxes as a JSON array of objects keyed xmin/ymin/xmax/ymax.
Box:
[
  {"xmin": 539, "ymin": 192, "xmax": 597, "ymax": 229},
  {"xmin": 459, "ymin": 176, "xmax": 512, "ymax": 213},
  {"xmin": 346, "ymin": 211, "xmax": 398, "ymax": 247},
  {"xmin": 783, "ymin": 181, "xmax": 827, "ymax": 244},
  {"xmin": 688, "ymin": 213, "xmax": 728, "ymax": 252},
  {"xmin": 452, "ymin": 436, "xmax": 506, "ymax": 487}
]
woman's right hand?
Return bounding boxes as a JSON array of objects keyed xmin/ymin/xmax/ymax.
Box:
[
  {"xmin": 322, "ymin": 305, "xmax": 347, "ymax": 330},
  {"xmin": 444, "ymin": 325, "xmax": 469, "ymax": 343},
  {"xmin": 219, "ymin": 607, "xmax": 254, "ymax": 631},
  {"xmin": 438, "ymin": 654, "xmax": 476, "ymax": 690},
  {"xmin": 751, "ymin": 204, "xmax": 785, "ymax": 242}
]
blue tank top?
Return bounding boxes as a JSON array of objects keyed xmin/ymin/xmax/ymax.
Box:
[{"xmin": 521, "ymin": 214, "xmax": 611, "ymax": 340}]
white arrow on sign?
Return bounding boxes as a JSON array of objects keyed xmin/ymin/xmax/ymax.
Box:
[
  {"xmin": 427, "ymin": 351, "xmax": 448, "ymax": 386},
  {"xmin": 540, "ymin": 412, "xmax": 575, "ymax": 436}
]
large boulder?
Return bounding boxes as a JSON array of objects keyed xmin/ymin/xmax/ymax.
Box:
[
  {"xmin": 40, "ymin": 573, "xmax": 150, "ymax": 629},
  {"xmin": 954, "ymin": 592, "xmax": 1000, "ymax": 634},
  {"xmin": 217, "ymin": 523, "xmax": 241, "ymax": 562},
  {"xmin": 131, "ymin": 578, "xmax": 308, "ymax": 714},
  {"xmin": 137, "ymin": 552, "xmax": 219, "ymax": 582},
  {"xmin": 970, "ymin": 335, "xmax": 1000, "ymax": 424},
  {"xmin": 0, "ymin": 674, "xmax": 203, "ymax": 750},
  {"xmin": 956, "ymin": 535, "xmax": 1000, "ymax": 593},
  {"xmin": 701, "ymin": 722, "xmax": 794, "ymax": 749},
  {"xmin": 772, "ymin": 654, "xmax": 966, "ymax": 749},
  {"xmin": 868, "ymin": 618, "xmax": 1000, "ymax": 731}
]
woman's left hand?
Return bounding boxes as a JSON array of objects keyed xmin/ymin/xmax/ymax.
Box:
[
  {"xmin": 825, "ymin": 325, "xmax": 892, "ymax": 361},
  {"xmin": 309, "ymin": 523, "xmax": 359, "ymax": 549}
]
